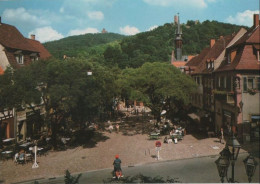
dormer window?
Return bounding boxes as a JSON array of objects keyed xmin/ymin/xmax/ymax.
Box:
[
  {"xmin": 227, "ymin": 54, "xmax": 231, "ymax": 64},
  {"xmin": 30, "ymin": 53, "xmax": 38, "ymax": 61},
  {"xmin": 211, "ymin": 61, "xmax": 214, "ymax": 69},
  {"xmin": 207, "ymin": 62, "xmax": 210, "ymax": 69},
  {"xmin": 15, "ymin": 50, "xmax": 24, "ymax": 64}
]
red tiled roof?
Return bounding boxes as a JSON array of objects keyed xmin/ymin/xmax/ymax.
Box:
[
  {"xmin": 229, "ymin": 26, "xmax": 259, "ymax": 48},
  {"xmin": 0, "ymin": 66, "xmax": 4, "ymax": 75},
  {"xmin": 198, "ymin": 35, "xmax": 234, "ymax": 74},
  {"xmin": 171, "ymin": 61, "xmax": 187, "ymax": 68},
  {"xmin": 185, "ymin": 47, "xmax": 210, "ymax": 67},
  {"xmin": 27, "ymin": 39, "xmax": 51, "ymax": 59},
  {"xmin": 215, "ymin": 26, "xmax": 260, "ymax": 72},
  {"xmin": 0, "ymin": 23, "xmax": 38, "ymax": 52}
]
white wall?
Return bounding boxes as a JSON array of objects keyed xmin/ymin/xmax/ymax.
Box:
[{"xmin": 0, "ymin": 44, "xmax": 10, "ymax": 70}]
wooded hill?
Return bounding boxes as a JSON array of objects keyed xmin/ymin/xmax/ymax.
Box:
[
  {"xmin": 44, "ymin": 20, "xmax": 246, "ymax": 68},
  {"xmin": 43, "ymin": 33, "xmax": 125, "ymax": 59}
]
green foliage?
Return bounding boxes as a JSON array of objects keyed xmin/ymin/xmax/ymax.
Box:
[
  {"xmin": 64, "ymin": 170, "xmax": 82, "ymax": 184},
  {"xmin": 103, "ymin": 173, "xmax": 181, "ymax": 183},
  {"xmin": 44, "ymin": 33, "xmax": 125, "ymax": 59},
  {"xmin": 44, "ymin": 20, "xmax": 245, "ymax": 69},
  {"xmin": 118, "ymin": 62, "xmax": 197, "ymax": 121}
]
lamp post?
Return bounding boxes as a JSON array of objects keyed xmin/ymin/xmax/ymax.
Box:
[
  {"xmin": 243, "ymin": 154, "xmax": 258, "ymax": 183},
  {"xmin": 215, "ymin": 133, "xmax": 258, "ymax": 183}
]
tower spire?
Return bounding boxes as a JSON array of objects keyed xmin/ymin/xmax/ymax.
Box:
[{"xmin": 175, "ymin": 13, "xmax": 183, "ymax": 61}]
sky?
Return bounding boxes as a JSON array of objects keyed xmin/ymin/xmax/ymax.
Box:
[{"xmin": 0, "ymin": 0, "xmax": 259, "ymax": 43}]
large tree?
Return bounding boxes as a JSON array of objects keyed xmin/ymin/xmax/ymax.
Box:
[
  {"xmin": 119, "ymin": 62, "xmax": 197, "ymax": 122},
  {"xmin": 0, "ymin": 58, "xmax": 119, "ymax": 148}
]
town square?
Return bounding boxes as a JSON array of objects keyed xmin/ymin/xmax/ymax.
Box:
[{"xmin": 0, "ymin": 0, "xmax": 259, "ymax": 183}]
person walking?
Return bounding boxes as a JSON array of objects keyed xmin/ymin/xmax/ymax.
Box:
[{"xmin": 113, "ymin": 154, "xmax": 122, "ymax": 178}]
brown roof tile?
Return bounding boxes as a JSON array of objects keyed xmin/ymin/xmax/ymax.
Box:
[
  {"xmin": 171, "ymin": 61, "xmax": 187, "ymax": 68},
  {"xmin": 0, "ymin": 23, "xmax": 38, "ymax": 52},
  {"xmin": 185, "ymin": 47, "xmax": 210, "ymax": 67},
  {"xmin": 198, "ymin": 35, "xmax": 234, "ymax": 74},
  {"xmin": 27, "ymin": 39, "xmax": 51, "ymax": 59},
  {"xmin": 215, "ymin": 26, "xmax": 260, "ymax": 72}
]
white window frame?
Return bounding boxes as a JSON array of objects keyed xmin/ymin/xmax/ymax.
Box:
[{"xmin": 15, "ymin": 54, "xmax": 24, "ymax": 64}]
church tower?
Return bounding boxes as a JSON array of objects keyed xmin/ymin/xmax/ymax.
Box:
[{"xmin": 175, "ymin": 13, "xmax": 182, "ymax": 61}]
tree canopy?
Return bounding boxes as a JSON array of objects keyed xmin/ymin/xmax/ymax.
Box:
[{"xmin": 118, "ymin": 62, "xmax": 197, "ymax": 121}]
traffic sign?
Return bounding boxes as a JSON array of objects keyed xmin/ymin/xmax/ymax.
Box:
[{"xmin": 155, "ymin": 141, "xmax": 161, "ymax": 147}]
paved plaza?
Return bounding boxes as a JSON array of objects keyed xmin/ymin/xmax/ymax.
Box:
[{"xmin": 0, "ymin": 122, "xmax": 259, "ymax": 184}]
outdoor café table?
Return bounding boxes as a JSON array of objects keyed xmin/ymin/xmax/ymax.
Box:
[
  {"xmin": 19, "ymin": 142, "xmax": 33, "ymax": 150},
  {"xmin": 2, "ymin": 138, "xmax": 15, "ymax": 145},
  {"xmin": 149, "ymin": 133, "xmax": 160, "ymax": 140},
  {"xmin": 171, "ymin": 133, "xmax": 183, "ymax": 140},
  {"xmin": 1, "ymin": 150, "xmax": 13, "ymax": 160}
]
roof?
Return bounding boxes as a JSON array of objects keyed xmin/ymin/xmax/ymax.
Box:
[
  {"xmin": 27, "ymin": 39, "xmax": 51, "ymax": 59},
  {"xmin": 185, "ymin": 47, "xmax": 210, "ymax": 67},
  {"xmin": 0, "ymin": 66, "xmax": 4, "ymax": 75},
  {"xmin": 171, "ymin": 61, "xmax": 187, "ymax": 68},
  {"xmin": 229, "ymin": 26, "xmax": 259, "ymax": 48},
  {"xmin": 215, "ymin": 26, "xmax": 260, "ymax": 72},
  {"xmin": 0, "ymin": 23, "xmax": 38, "ymax": 52},
  {"xmin": 198, "ymin": 35, "xmax": 235, "ymax": 74}
]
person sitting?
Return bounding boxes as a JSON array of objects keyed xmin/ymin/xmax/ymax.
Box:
[
  {"xmin": 18, "ymin": 150, "xmax": 25, "ymax": 164},
  {"xmin": 14, "ymin": 153, "xmax": 20, "ymax": 164},
  {"xmin": 164, "ymin": 136, "xmax": 168, "ymax": 143},
  {"xmin": 113, "ymin": 154, "xmax": 122, "ymax": 178}
]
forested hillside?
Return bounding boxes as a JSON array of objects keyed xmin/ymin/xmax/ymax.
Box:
[
  {"xmin": 44, "ymin": 20, "xmax": 246, "ymax": 68},
  {"xmin": 43, "ymin": 33, "xmax": 125, "ymax": 59}
]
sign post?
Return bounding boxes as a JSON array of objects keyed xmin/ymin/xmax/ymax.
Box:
[
  {"xmin": 155, "ymin": 141, "xmax": 161, "ymax": 160},
  {"xmin": 32, "ymin": 146, "xmax": 39, "ymax": 169}
]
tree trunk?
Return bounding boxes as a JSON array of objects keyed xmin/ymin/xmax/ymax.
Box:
[{"xmin": 51, "ymin": 121, "xmax": 57, "ymax": 149}]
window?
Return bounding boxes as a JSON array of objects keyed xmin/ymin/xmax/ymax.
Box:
[
  {"xmin": 207, "ymin": 62, "xmax": 210, "ymax": 69},
  {"xmin": 220, "ymin": 77, "xmax": 224, "ymax": 88},
  {"xmin": 227, "ymin": 54, "xmax": 231, "ymax": 64},
  {"xmin": 224, "ymin": 77, "xmax": 227, "ymax": 88},
  {"xmin": 243, "ymin": 77, "xmax": 247, "ymax": 91},
  {"xmin": 30, "ymin": 56, "xmax": 38, "ymax": 61},
  {"xmin": 243, "ymin": 77, "xmax": 257, "ymax": 92},
  {"xmin": 258, "ymin": 51, "xmax": 260, "ymax": 62},
  {"xmin": 15, "ymin": 54, "xmax": 24, "ymax": 64},
  {"xmin": 218, "ymin": 77, "xmax": 221, "ymax": 88},
  {"xmin": 257, "ymin": 77, "xmax": 260, "ymax": 91},
  {"xmin": 197, "ymin": 77, "xmax": 200, "ymax": 85},
  {"xmin": 248, "ymin": 78, "xmax": 254, "ymax": 89},
  {"xmin": 211, "ymin": 62, "xmax": 214, "ymax": 69}
]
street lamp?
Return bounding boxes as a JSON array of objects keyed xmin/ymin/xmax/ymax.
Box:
[
  {"xmin": 243, "ymin": 154, "xmax": 258, "ymax": 183},
  {"xmin": 215, "ymin": 155, "xmax": 230, "ymax": 183},
  {"xmin": 215, "ymin": 133, "xmax": 258, "ymax": 183}
]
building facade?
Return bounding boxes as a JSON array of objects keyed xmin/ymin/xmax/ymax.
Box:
[{"xmin": 0, "ymin": 18, "xmax": 51, "ymax": 140}]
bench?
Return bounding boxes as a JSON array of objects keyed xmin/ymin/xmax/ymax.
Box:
[{"xmin": 149, "ymin": 133, "xmax": 160, "ymax": 140}]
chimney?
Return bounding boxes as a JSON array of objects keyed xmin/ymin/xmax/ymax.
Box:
[
  {"xmin": 253, "ymin": 14, "xmax": 259, "ymax": 28},
  {"xmin": 210, "ymin": 39, "xmax": 215, "ymax": 48},
  {"xmin": 30, "ymin": 34, "xmax": 35, "ymax": 40}
]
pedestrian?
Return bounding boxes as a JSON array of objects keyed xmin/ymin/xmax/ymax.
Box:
[
  {"xmin": 116, "ymin": 124, "xmax": 120, "ymax": 133},
  {"xmin": 108, "ymin": 124, "xmax": 114, "ymax": 133},
  {"xmin": 220, "ymin": 128, "xmax": 224, "ymax": 144}
]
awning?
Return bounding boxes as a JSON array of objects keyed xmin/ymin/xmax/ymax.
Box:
[
  {"xmin": 251, "ymin": 115, "xmax": 260, "ymax": 120},
  {"xmin": 188, "ymin": 113, "xmax": 200, "ymax": 120}
]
